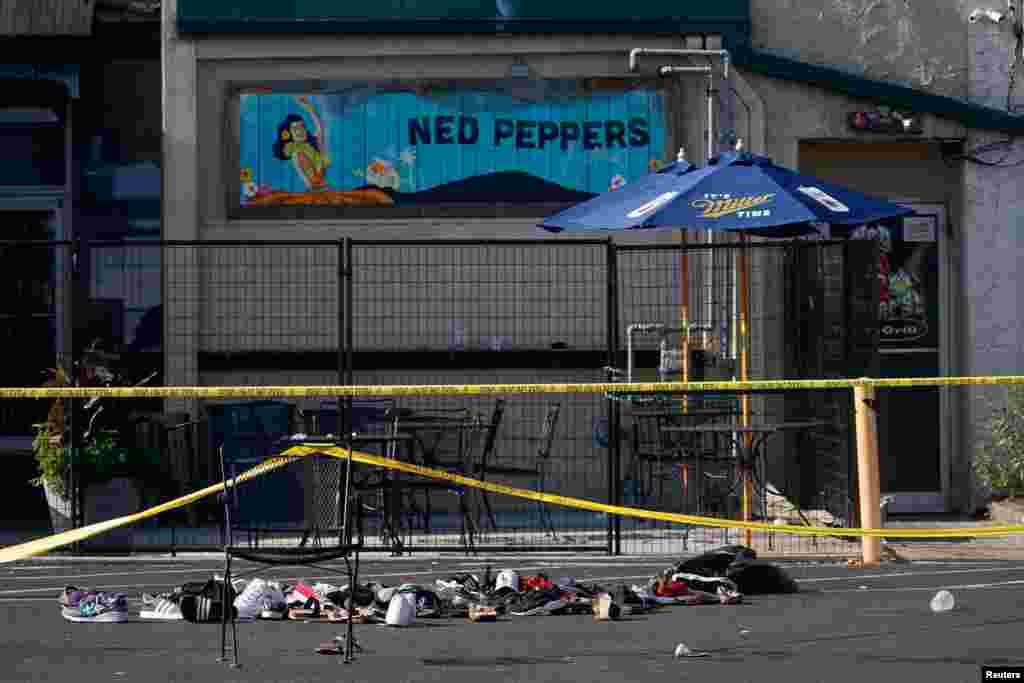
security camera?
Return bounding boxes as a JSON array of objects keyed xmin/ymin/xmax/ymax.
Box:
[{"xmin": 969, "ymin": 8, "xmax": 1006, "ymax": 22}]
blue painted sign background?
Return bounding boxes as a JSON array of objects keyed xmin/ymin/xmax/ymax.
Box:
[{"xmin": 238, "ymin": 81, "xmax": 667, "ymax": 208}]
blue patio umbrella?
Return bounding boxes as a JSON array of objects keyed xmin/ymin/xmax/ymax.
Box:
[
  {"xmin": 540, "ymin": 150, "xmax": 913, "ymax": 236},
  {"xmin": 540, "ymin": 148, "xmax": 914, "ymax": 544}
]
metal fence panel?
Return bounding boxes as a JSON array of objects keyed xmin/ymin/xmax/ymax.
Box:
[{"xmin": 1, "ymin": 238, "xmax": 875, "ymax": 556}]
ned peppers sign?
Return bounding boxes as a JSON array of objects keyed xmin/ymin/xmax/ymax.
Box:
[{"xmin": 238, "ymin": 80, "xmax": 668, "ymax": 209}]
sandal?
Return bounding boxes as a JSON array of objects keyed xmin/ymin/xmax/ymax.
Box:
[
  {"xmin": 289, "ymin": 597, "xmax": 333, "ymax": 622},
  {"xmin": 316, "ymin": 641, "xmax": 341, "ymax": 655}
]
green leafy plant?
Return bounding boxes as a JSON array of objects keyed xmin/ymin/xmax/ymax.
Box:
[
  {"xmin": 31, "ymin": 366, "xmax": 70, "ymax": 498},
  {"xmin": 31, "ymin": 422, "xmax": 68, "ymax": 499},
  {"xmin": 973, "ymin": 386, "xmax": 1024, "ymax": 499},
  {"xmin": 30, "ymin": 366, "xmax": 163, "ymax": 498}
]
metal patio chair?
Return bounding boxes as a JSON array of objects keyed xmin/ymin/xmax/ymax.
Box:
[
  {"xmin": 217, "ymin": 430, "xmax": 365, "ymax": 667},
  {"xmin": 477, "ymin": 402, "xmax": 561, "ymax": 539}
]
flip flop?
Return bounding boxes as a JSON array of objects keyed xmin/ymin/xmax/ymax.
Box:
[
  {"xmin": 327, "ymin": 608, "xmax": 352, "ymax": 623},
  {"xmin": 316, "ymin": 641, "xmax": 341, "ymax": 655}
]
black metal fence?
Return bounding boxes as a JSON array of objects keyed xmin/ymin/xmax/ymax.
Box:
[{"xmin": 0, "ymin": 238, "xmax": 876, "ymax": 556}]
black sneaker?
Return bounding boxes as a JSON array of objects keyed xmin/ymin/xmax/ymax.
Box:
[
  {"xmin": 611, "ymin": 585, "xmax": 653, "ymax": 614},
  {"xmin": 565, "ymin": 582, "xmax": 602, "ymax": 599},
  {"xmin": 326, "ymin": 584, "xmax": 376, "ymax": 610},
  {"xmin": 181, "ymin": 594, "xmax": 237, "ymax": 623},
  {"xmin": 674, "ymin": 545, "xmax": 757, "ymax": 577},
  {"xmin": 413, "ymin": 589, "xmax": 441, "ymax": 618},
  {"xmin": 436, "ymin": 585, "xmax": 475, "ymax": 615},
  {"xmin": 509, "ymin": 588, "xmax": 567, "ymax": 617},
  {"xmin": 441, "ymin": 574, "xmax": 481, "ymax": 592},
  {"xmin": 482, "ymin": 586, "xmax": 521, "ymax": 614},
  {"xmin": 179, "ymin": 578, "xmax": 237, "ymax": 624}
]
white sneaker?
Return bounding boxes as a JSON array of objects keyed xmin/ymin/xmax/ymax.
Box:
[
  {"xmin": 312, "ymin": 582, "xmax": 340, "ymax": 596},
  {"xmin": 140, "ymin": 595, "xmax": 184, "ymax": 621},
  {"xmin": 234, "ymin": 578, "xmax": 268, "ymax": 621}
]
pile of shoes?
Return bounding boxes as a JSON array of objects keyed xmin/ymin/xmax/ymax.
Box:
[
  {"xmin": 432, "ymin": 568, "xmax": 651, "ymax": 619},
  {"xmin": 57, "ymin": 546, "xmax": 797, "ymax": 629}
]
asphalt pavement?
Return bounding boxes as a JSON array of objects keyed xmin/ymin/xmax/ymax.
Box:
[{"xmin": 2, "ymin": 553, "xmax": 1023, "ymax": 682}]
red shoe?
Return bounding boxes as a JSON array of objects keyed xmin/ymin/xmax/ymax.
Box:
[
  {"xmin": 654, "ymin": 580, "xmax": 689, "ymax": 598},
  {"xmin": 521, "ymin": 575, "xmax": 555, "ymax": 592}
]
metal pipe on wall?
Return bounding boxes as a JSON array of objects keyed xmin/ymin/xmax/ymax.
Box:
[
  {"xmin": 705, "ymin": 70, "xmax": 716, "ymax": 352},
  {"xmin": 655, "ymin": 61, "xmax": 725, "ymax": 354},
  {"xmin": 629, "ymin": 48, "xmax": 730, "ymax": 78}
]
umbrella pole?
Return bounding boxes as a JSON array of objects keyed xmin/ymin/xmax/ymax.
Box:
[
  {"xmin": 681, "ymin": 229, "xmax": 690, "ymax": 406},
  {"xmin": 738, "ymin": 233, "xmax": 753, "ymax": 547},
  {"xmin": 680, "ymin": 229, "xmax": 690, "ymax": 506}
]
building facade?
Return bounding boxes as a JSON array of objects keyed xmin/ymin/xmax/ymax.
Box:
[
  {"xmin": 0, "ymin": 2, "xmax": 162, "ymax": 531},
  {"xmin": 151, "ymin": 0, "xmax": 1021, "ymax": 517}
]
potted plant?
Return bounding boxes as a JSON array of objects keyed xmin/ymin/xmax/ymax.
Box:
[
  {"xmin": 973, "ymin": 386, "xmax": 1024, "ymax": 521},
  {"xmin": 31, "ymin": 367, "xmax": 73, "ymax": 532},
  {"xmin": 31, "ymin": 353, "xmax": 165, "ymax": 539}
]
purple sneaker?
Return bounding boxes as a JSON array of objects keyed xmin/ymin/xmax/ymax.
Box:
[{"xmin": 63, "ymin": 592, "xmax": 129, "ymax": 623}]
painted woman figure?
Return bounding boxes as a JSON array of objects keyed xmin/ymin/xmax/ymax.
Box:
[{"xmin": 272, "ymin": 96, "xmax": 330, "ymax": 191}]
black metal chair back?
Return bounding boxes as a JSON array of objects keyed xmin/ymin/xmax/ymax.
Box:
[
  {"xmin": 219, "ymin": 432, "xmax": 357, "ymax": 561},
  {"xmin": 537, "ymin": 403, "xmax": 561, "ymax": 460},
  {"xmin": 216, "ymin": 428, "xmax": 364, "ymax": 667}
]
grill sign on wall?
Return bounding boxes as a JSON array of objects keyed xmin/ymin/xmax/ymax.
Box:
[
  {"xmin": 842, "ymin": 215, "xmax": 939, "ymax": 349},
  {"xmin": 882, "ymin": 318, "xmax": 927, "ymax": 343}
]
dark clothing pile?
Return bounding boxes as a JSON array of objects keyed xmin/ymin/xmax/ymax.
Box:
[{"xmin": 671, "ymin": 545, "xmax": 800, "ymax": 595}]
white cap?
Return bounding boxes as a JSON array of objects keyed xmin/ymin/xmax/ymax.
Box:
[{"xmin": 496, "ymin": 570, "xmax": 519, "ymax": 592}]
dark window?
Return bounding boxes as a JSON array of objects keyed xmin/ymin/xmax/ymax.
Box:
[{"xmin": 0, "ymin": 125, "xmax": 65, "ymax": 186}]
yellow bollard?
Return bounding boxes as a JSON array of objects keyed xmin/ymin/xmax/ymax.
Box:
[{"xmin": 854, "ymin": 381, "xmax": 882, "ymax": 566}]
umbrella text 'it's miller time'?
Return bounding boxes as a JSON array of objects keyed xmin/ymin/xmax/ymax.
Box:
[{"xmin": 691, "ymin": 194, "xmax": 775, "ymax": 219}]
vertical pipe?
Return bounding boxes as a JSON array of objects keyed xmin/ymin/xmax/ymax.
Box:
[
  {"xmin": 738, "ymin": 235, "xmax": 752, "ymax": 547},
  {"xmin": 706, "ymin": 72, "xmax": 714, "ymax": 164},
  {"xmin": 855, "ymin": 382, "xmax": 882, "ymax": 566},
  {"xmin": 344, "ymin": 238, "xmax": 354, "ymax": 426},
  {"xmin": 605, "ymin": 238, "xmax": 620, "ymax": 555},
  {"xmin": 68, "ymin": 239, "xmax": 80, "ymax": 551},
  {"xmin": 342, "ymin": 239, "xmax": 350, "ymax": 389},
  {"xmin": 680, "ymin": 230, "xmax": 690, "ymax": 404},
  {"xmin": 704, "ymin": 71, "xmax": 715, "ymax": 352},
  {"xmin": 704, "ymin": 231, "xmax": 714, "ymax": 352},
  {"xmin": 338, "ymin": 238, "xmax": 350, "ymax": 548},
  {"xmin": 679, "ymin": 230, "xmax": 691, "ymax": 512}
]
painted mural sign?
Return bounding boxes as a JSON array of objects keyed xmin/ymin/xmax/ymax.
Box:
[
  {"xmin": 238, "ymin": 81, "xmax": 667, "ymax": 208},
  {"xmin": 840, "ymin": 216, "xmax": 939, "ymax": 348}
]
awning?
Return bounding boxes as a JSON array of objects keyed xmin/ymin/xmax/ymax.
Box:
[
  {"xmin": 732, "ymin": 45, "xmax": 1024, "ymax": 137},
  {"xmin": 176, "ymin": 0, "xmax": 752, "ymax": 37},
  {"xmin": 0, "ymin": 65, "xmax": 79, "ymax": 100}
]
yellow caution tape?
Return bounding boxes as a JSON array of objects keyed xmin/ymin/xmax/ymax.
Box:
[
  {"xmin": 3, "ymin": 444, "xmax": 1023, "ymax": 563},
  {"xmin": 289, "ymin": 445, "xmax": 1024, "ymax": 539},
  {"xmin": 0, "ymin": 454, "xmax": 296, "ymax": 564},
  {"xmin": 0, "ymin": 375, "xmax": 1023, "ymax": 399}
]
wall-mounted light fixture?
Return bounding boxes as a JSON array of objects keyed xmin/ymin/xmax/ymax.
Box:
[
  {"xmin": 508, "ymin": 60, "xmax": 530, "ymax": 79},
  {"xmin": 848, "ymin": 109, "xmax": 922, "ymax": 134}
]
